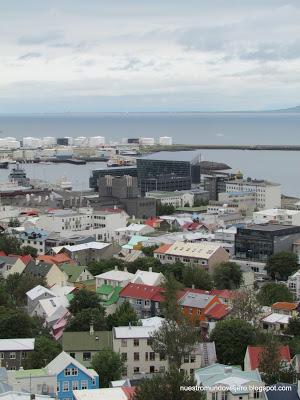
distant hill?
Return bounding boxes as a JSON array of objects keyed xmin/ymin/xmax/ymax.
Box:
[{"xmin": 276, "ymin": 105, "xmax": 300, "ymax": 112}]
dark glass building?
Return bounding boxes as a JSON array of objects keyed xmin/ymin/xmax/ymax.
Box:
[
  {"xmin": 89, "ymin": 166, "xmax": 137, "ymax": 190},
  {"xmin": 235, "ymin": 224, "xmax": 300, "ymax": 262}
]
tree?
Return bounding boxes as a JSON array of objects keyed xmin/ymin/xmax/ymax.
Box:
[
  {"xmin": 230, "ymin": 288, "xmax": 262, "ymax": 325},
  {"xmin": 69, "ymin": 289, "xmax": 102, "ymax": 314},
  {"xmin": 106, "ymin": 301, "xmax": 139, "ymax": 330},
  {"xmin": 213, "ymin": 262, "xmax": 243, "ymax": 290},
  {"xmin": 92, "ymin": 349, "xmax": 125, "ymax": 388},
  {"xmin": 0, "ymin": 308, "xmax": 36, "ymax": 338},
  {"xmin": 287, "ymin": 316, "xmax": 300, "ymax": 337},
  {"xmin": 150, "ymin": 318, "xmax": 200, "ymax": 370},
  {"xmin": 266, "ymin": 251, "xmax": 298, "ymax": 280},
  {"xmin": 210, "ymin": 319, "xmax": 255, "ymax": 366},
  {"xmin": 134, "ymin": 370, "xmax": 205, "ymax": 400},
  {"xmin": 24, "ymin": 336, "xmax": 61, "ymax": 369},
  {"xmin": 5, "ymin": 273, "xmax": 46, "ymax": 306},
  {"xmin": 257, "ymin": 283, "xmax": 293, "ymax": 306},
  {"xmin": 0, "ymin": 232, "xmax": 21, "ymax": 255},
  {"xmin": 65, "ymin": 308, "xmax": 107, "ymax": 332},
  {"xmin": 161, "ymin": 274, "xmax": 183, "ymax": 321},
  {"xmin": 259, "ymin": 337, "xmax": 297, "ymax": 385},
  {"xmin": 87, "ymin": 259, "xmax": 125, "ymax": 276},
  {"xmin": 141, "ymin": 245, "xmax": 159, "ymax": 257},
  {"xmin": 8, "ymin": 218, "xmax": 20, "ymax": 227},
  {"xmin": 156, "ymin": 203, "xmax": 175, "ymax": 216},
  {"xmin": 21, "ymin": 245, "xmax": 37, "ymax": 257},
  {"xmin": 182, "ymin": 266, "xmax": 213, "ymax": 290}
]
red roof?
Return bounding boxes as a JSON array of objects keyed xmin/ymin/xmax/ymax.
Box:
[
  {"xmin": 0, "ymin": 251, "xmax": 6, "ymax": 256},
  {"xmin": 182, "ymin": 222, "xmax": 201, "ymax": 231},
  {"xmin": 154, "ymin": 244, "xmax": 172, "ymax": 254},
  {"xmin": 247, "ymin": 345, "xmax": 291, "ymax": 370},
  {"xmin": 272, "ymin": 302, "xmax": 297, "ymax": 311},
  {"xmin": 37, "ymin": 253, "xmax": 73, "ymax": 265},
  {"xmin": 144, "ymin": 217, "xmax": 163, "ymax": 228},
  {"xmin": 120, "ymin": 283, "xmax": 165, "ymax": 302},
  {"xmin": 122, "ymin": 387, "xmax": 136, "ymax": 399},
  {"xmin": 205, "ymin": 303, "xmax": 230, "ymax": 320},
  {"xmin": 210, "ymin": 289, "xmax": 235, "ymax": 300},
  {"xmin": 8, "ymin": 254, "xmax": 33, "ymax": 264}
]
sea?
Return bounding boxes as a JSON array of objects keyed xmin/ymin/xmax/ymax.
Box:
[{"xmin": 0, "ymin": 112, "xmax": 299, "ymax": 196}]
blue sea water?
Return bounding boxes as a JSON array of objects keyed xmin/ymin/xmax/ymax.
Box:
[{"xmin": 0, "ymin": 112, "xmax": 299, "ymax": 196}]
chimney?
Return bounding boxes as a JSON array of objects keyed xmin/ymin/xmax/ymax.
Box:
[
  {"xmin": 114, "ymin": 265, "xmax": 118, "ymax": 271},
  {"xmin": 192, "ymin": 284, "xmax": 195, "ymax": 289},
  {"xmin": 124, "ymin": 266, "xmax": 128, "ymax": 272},
  {"xmin": 89, "ymin": 324, "xmax": 94, "ymax": 335},
  {"xmin": 149, "ymin": 267, "xmax": 152, "ymax": 273},
  {"xmin": 129, "ymin": 322, "xmax": 132, "ymax": 329}
]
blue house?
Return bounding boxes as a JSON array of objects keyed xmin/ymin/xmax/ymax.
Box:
[{"xmin": 46, "ymin": 351, "xmax": 99, "ymax": 400}]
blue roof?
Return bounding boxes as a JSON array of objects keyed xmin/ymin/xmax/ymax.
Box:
[{"xmin": 122, "ymin": 235, "xmax": 149, "ymax": 249}]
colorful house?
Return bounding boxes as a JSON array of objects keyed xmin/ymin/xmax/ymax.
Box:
[
  {"xmin": 244, "ymin": 345, "xmax": 291, "ymax": 371},
  {"xmin": 178, "ymin": 291, "xmax": 221, "ymax": 322}
]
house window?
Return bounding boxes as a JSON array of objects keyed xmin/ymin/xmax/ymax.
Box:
[
  {"xmin": 71, "ymin": 368, "xmax": 78, "ymax": 376},
  {"xmin": 136, "ymin": 299, "xmax": 142, "ymax": 305},
  {"xmin": 72, "ymin": 381, "xmax": 79, "ymax": 390},
  {"xmin": 133, "ymin": 367, "xmax": 140, "ymax": 374},
  {"xmin": 221, "ymin": 392, "xmax": 228, "ymax": 400},
  {"xmin": 0, "ymin": 353, "xmax": 4, "ymax": 359},
  {"xmin": 134, "ymin": 339, "xmax": 139, "ymax": 347},
  {"xmin": 150, "ymin": 366, "xmax": 155, "ymax": 373},
  {"xmin": 81, "ymin": 381, "xmax": 88, "ymax": 390},
  {"xmin": 189, "ymin": 308, "xmax": 193, "ymax": 314},
  {"xmin": 64, "ymin": 368, "xmax": 71, "ymax": 376},
  {"xmin": 56, "ymin": 383, "xmax": 60, "ymax": 392},
  {"xmin": 149, "ymin": 352, "xmax": 155, "ymax": 361},
  {"xmin": 83, "ymin": 352, "xmax": 91, "ymax": 361},
  {"xmin": 159, "ymin": 353, "xmax": 166, "ymax": 361},
  {"xmin": 212, "ymin": 393, "xmax": 218, "ymax": 400},
  {"xmin": 183, "ymin": 355, "xmax": 189, "ymax": 363},
  {"xmin": 190, "ymin": 369, "xmax": 194, "ymax": 375},
  {"xmin": 254, "ymin": 391, "xmax": 260, "ymax": 399},
  {"xmin": 134, "ymin": 352, "xmax": 139, "ymax": 361},
  {"xmin": 9, "ymin": 352, "xmax": 16, "ymax": 359},
  {"xmin": 70, "ymin": 353, "xmax": 75, "ymax": 359},
  {"xmin": 121, "ymin": 339, "xmax": 127, "ymax": 347},
  {"xmin": 62, "ymin": 381, "xmax": 69, "ymax": 392},
  {"xmin": 147, "ymin": 338, "xmax": 152, "ymax": 346},
  {"xmin": 190, "ymin": 354, "xmax": 196, "ymax": 363},
  {"xmin": 21, "ymin": 352, "xmax": 27, "ymax": 359},
  {"xmin": 121, "ymin": 353, "xmax": 127, "ymax": 362},
  {"xmin": 145, "ymin": 352, "xmax": 148, "ymax": 361}
]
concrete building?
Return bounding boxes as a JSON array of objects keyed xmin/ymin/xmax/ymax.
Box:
[
  {"xmin": 235, "ymin": 224, "xmax": 300, "ymax": 262},
  {"xmin": 225, "ymin": 178, "xmax": 281, "ymax": 210},
  {"xmin": 288, "ymin": 270, "xmax": 300, "ymax": 300},
  {"xmin": 0, "ymin": 339, "xmax": 35, "ymax": 370},
  {"xmin": 218, "ymin": 191, "xmax": 256, "ymax": 214},
  {"xmin": 154, "ymin": 241, "xmax": 230, "ymax": 272},
  {"xmin": 145, "ymin": 190, "xmax": 194, "ymax": 207},
  {"xmin": 253, "ymin": 209, "xmax": 300, "ymax": 225}
]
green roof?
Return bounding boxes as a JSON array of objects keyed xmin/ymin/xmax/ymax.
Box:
[
  {"xmin": 96, "ymin": 284, "xmax": 114, "ymax": 295},
  {"xmin": 15, "ymin": 368, "xmax": 48, "ymax": 378},
  {"xmin": 62, "ymin": 331, "xmax": 113, "ymax": 351},
  {"xmin": 59, "ymin": 264, "xmax": 91, "ymax": 283},
  {"xmin": 66, "ymin": 293, "xmax": 74, "ymax": 302}
]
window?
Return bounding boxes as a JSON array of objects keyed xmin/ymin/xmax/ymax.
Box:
[
  {"xmin": 159, "ymin": 353, "xmax": 166, "ymax": 361},
  {"xmin": 212, "ymin": 393, "xmax": 218, "ymax": 400},
  {"xmin": 190, "ymin": 369, "xmax": 194, "ymax": 375},
  {"xmin": 121, "ymin": 353, "xmax": 127, "ymax": 362},
  {"xmin": 149, "ymin": 352, "xmax": 155, "ymax": 361},
  {"xmin": 221, "ymin": 392, "xmax": 228, "ymax": 400},
  {"xmin": 0, "ymin": 353, "xmax": 4, "ymax": 359},
  {"xmin": 147, "ymin": 338, "xmax": 152, "ymax": 346},
  {"xmin": 64, "ymin": 368, "xmax": 71, "ymax": 376},
  {"xmin": 134, "ymin": 339, "xmax": 139, "ymax": 347},
  {"xmin": 70, "ymin": 353, "xmax": 75, "ymax": 359},
  {"xmin": 83, "ymin": 352, "xmax": 91, "ymax": 361},
  {"xmin": 145, "ymin": 352, "xmax": 148, "ymax": 361},
  {"xmin": 71, "ymin": 368, "xmax": 78, "ymax": 376},
  {"xmin": 134, "ymin": 352, "xmax": 139, "ymax": 361},
  {"xmin": 150, "ymin": 366, "xmax": 155, "ymax": 373},
  {"xmin": 81, "ymin": 381, "xmax": 88, "ymax": 390},
  {"xmin": 21, "ymin": 352, "xmax": 27, "ymax": 359},
  {"xmin": 63, "ymin": 382, "xmax": 69, "ymax": 392},
  {"xmin": 190, "ymin": 354, "xmax": 196, "ymax": 363},
  {"xmin": 121, "ymin": 339, "xmax": 127, "ymax": 347},
  {"xmin": 9, "ymin": 352, "xmax": 16, "ymax": 359},
  {"xmin": 72, "ymin": 381, "xmax": 78, "ymax": 390},
  {"xmin": 254, "ymin": 391, "xmax": 260, "ymax": 399},
  {"xmin": 133, "ymin": 367, "xmax": 140, "ymax": 374},
  {"xmin": 56, "ymin": 383, "xmax": 60, "ymax": 393}
]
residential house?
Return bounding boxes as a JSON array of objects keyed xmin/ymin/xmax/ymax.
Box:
[
  {"xmin": 95, "ymin": 267, "xmax": 134, "ymax": 289},
  {"xmin": 0, "ymin": 256, "xmax": 26, "ymax": 279},
  {"xmin": 73, "ymin": 388, "xmax": 135, "ymax": 400},
  {"xmin": 62, "ymin": 329, "xmax": 113, "ymax": 367},
  {"xmin": 0, "ymin": 339, "xmax": 35, "ymax": 370},
  {"xmin": 144, "ymin": 217, "xmax": 169, "ymax": 230},
  {"xmin": 261, "ymin": 313, "xmax": 291, "ymax": 333},
  {"xmin": 53, "ymin": 242, "xmax": 121, "ymax": 265},
  {"xmin": 18, "ymin": 227, "xmax": 49, "ymax": 255},
  {"xmin": 271, "ymin": 302, "xmax": 299, "ymax": 316},
  {"xmin": 25, "ymin": 261, "xmax": 67, "ymax": 287},
  {"xmin": 195, "ymin": 363, "xmax": 265, "ymax": 400},
  {"xmin": 59, "ymin": 264, "xmax": 94, "ymax": 286},
  {"xmin": 119, "ymin": 283, "xmax": 165, "ymax": 318},
  {"xmin": 244, "ymin": 345, "xmax": 291, "ymax": 371},
  {"xmin": 253, "ymin": 209, "xmax": 300, "ymax": 226},
  {"xmin": 178, "ymin": 291, "xmax": 221, "ymax": 323},
  {"xmin": 266, "ymin": 383, "xmax": 300, "ymax": 400},
  {"xmin": 131, "ymin": 268, "xmax": 165, "ymax": 287},
  {"xmin": 37, "ymin": 253, "xmax": 74, "ymax": 266},
  {"xmin": 154, "ymin": 241, "xmax": 229, "ymax": 272},
  {"xmin": 204, "ymin": 303, "xmax": 230, "ymax": 322},
  {"xmin": 26, "ymin": 285, "xmax": 56, "ymax": 315},
  {"xmin": 115, "ymin": 224, "xmax": 155, "ymax": 244}
]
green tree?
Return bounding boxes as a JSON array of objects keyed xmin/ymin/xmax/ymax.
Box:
[
  {"xmin": 21, "ymin": 245, "xmax": 38, "ymax": 257},
  {"xmin": 87, "ymin": 259, "xmax": 125, "ymax": 276},
  {"xmin": 161, "ymin": 274, "xmax": 183, "ymax": 321},
  {"xmin": 0, "ymin": 308, "xmax": 36, "ymax": 338},
  {"xmin": 92, "ymin": 349, "xmax": 125, "ymax": 388},
  {"xmin": 210, "ymin": 319, "xmax": 255, "ymax": 366},
  {"xmin": 69, "ymin": 289, "xmax": 102, "ymax": 314},
  {"xmin": 5, "ymin": 273, "xmax": 46, "ymax": 306},
  {"xmin": 141, "ymin": 245, "xmax": 159, "ymax": 257},
  {"xmin": 24, "ymin": 336, "xmax": 61, "ymax": 368},
  {"xmin": 0, "ymin": 232, "xmax": 21, "ymax": 254},
  {"xmin": 106, "ymin": 301, "xmax": 139, "ymax": 330},
  {"xmin": 65, "ymin": 308, "xmax": 106, "ymax": 332},
  {"xmin": 266, "ymin": 251, "xmax": 298, "ymax": 280},
  {"xmin": 257, "ymin": 283, "xmax": 293, "ymax": 306},
  {"xmin": 156, "ymin": 203, "xmax": 175, "ymax": 216},
  {"xmin": 150, "ymin": 318, "xmax": 199, "ymax": 370},
  {"xmin": 287, "ymin": 316, "xmax": 300, "ymax": 337},
  {"xmin": 213, "ymin": 262, "xmax": 243, "ymax": 289},
  {"xmin": 134, "ymin": 370, "xmax": 205, "ymax": 400},
  {"xmin": 259, "ymin": 337, "xmax": 297, "ymax": 385},
  {"xmin": 8, "ymin": 218, "xmax": 20, "ymax": 227},
  {"xmin": 230, "ymin": 288, "xmax": 262, "ymax": 325},
  {"xmin": 182, "ymin": 266, "xmax": 213, "ymax": 290}
]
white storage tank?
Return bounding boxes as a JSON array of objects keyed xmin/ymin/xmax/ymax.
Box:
[
  {"xmin": 42, "ymin": 136, "xmax": 56, "ymax": 147},
  {"xmin": 23, "ymin": 137, "xmax": 42, "ymax": 148},
  {"xmin": 0, "ymin": 138, "xmax": 21, "ymax": 149},
  {"xmin": 159, "ymin": 136, "xmax": 173, "ymax": 146},
  {"xmin": 74, "ymin": 136, "xmax": 87, "ymax": 146},
  {"xmin": 88, "ymin": 136, "xmax": 105, "ymax": 147},
  {"xmin": 139, "ymin": 137, "xmax": 155, "ymax": 145}
]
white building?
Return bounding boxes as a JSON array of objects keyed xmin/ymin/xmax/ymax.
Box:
[
  {"xmin": 225, "ymin": 179, "xmax": 281, "ymax": 210},
  {"xmin": 218, "ymin": 191, "xmax": 256, "ymax": 214},
  {"xmin": 88, "ymin": 136, "xmax": 105, "ymax": 147},
  {"xmin": 145, "ymin": 190, "xmax": 194, "ymax": 207},
  {"xmin": 22, "ymin": 137, "xmax": 42, "ymax": 148},
  {"xmin": 139, "ymin": 137, "xmax": 155, "ymax": 146},
  {"xmin": 159, "ymin": 136, "xmax": 173, "ymax": 146},
  {"xmin": 253, "ymin": 208, "xmax": 300, "ymax": 225},
  {"xmin": 95, "ymin": 266, "xmax": 134, "ymax": 289},
  {"xmin": 288, "ymin": 270, "xmax": 300, "ymax": 300}
]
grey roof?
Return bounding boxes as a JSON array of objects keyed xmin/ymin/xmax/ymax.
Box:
[
  {"xmin": 138, "ymin": 151, "xmax": 200, "ymax": 162},
  {"xmin": 179, "ymin": 292, "xmax": 215, "ymax": 308},
  {"xmin": 0, "ymin": 256, "xmax": 19, "ymax": 265},
  {"xmin": 242, "ymin": 224, "xmax": 300, "ymax": 232},
  {"xmin": 25, "ymin": 261, "xmax": 53, "ymax": 278}
]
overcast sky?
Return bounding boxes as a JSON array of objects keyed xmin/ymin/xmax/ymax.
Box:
[{"xmin": 1, "ymin": 0, "xmax": 300, "ymax": 112}]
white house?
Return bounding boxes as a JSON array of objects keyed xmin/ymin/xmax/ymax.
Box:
[
  {"xmin": 145, "ymin": 190, "xmax": 194, "ymax": 207},
  {"xmin": 253, "ymin": 209, "xmax": 300, "ymax": 225},
  {"xmin": 95, "ymin": 267, "xmax": 134, "ymax": 289},
  {"xmin": 131, "ymin": 268, "xmax": 165, "ymax": 286}
]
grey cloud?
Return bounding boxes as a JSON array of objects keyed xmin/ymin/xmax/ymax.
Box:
[
  {"xmin": 111, "ymin": 57, "xmax": 155, "ymax": 71},
  {"xmin": 17, "ymin": 52, "xmax": 42, "ymax": 61},
  {"xmin": 239, "ymin": 41, "xmax": 300, "ymax": 61},
  {"xmin": 18, "ymin": 30, "xmax": 64, "ymax": 45}
]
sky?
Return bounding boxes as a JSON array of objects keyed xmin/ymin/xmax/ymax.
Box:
[{"xmin": 1, "ymin": 0, "xmax": 300, "ymax": 113}]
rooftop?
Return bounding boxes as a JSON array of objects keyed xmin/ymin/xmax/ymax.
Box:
[
  {"xmin": 95, "ymin": 269, "xmax": 134, "ymax": 281},
  {"xmin": 154, "ymin": 240, "xmax": 223, "ymax": 259},
  {"xmin": 241, "ymin": 224, "xmax": 300, "ymax": 232},
  {"xmin": 62, "ymin": 331, "xmax": 113, "ymax": 351},
  {"xmin": 0, "ymin": 339, "xmax": 35, "ymax": 352},
  {"xmin": 179, "ymin": 292, "xmax": 215, "ymax": 309},
  {"xmin": 271, "ymin": 302, "xmax": 297, "ymax": 311},
  {"xmin": 120, "ymin": 283, "xmax": 165, "ymax": 302},
  {"xmin": 246, "ymin": 345, "xmax": 291, "ymax": 370}
]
